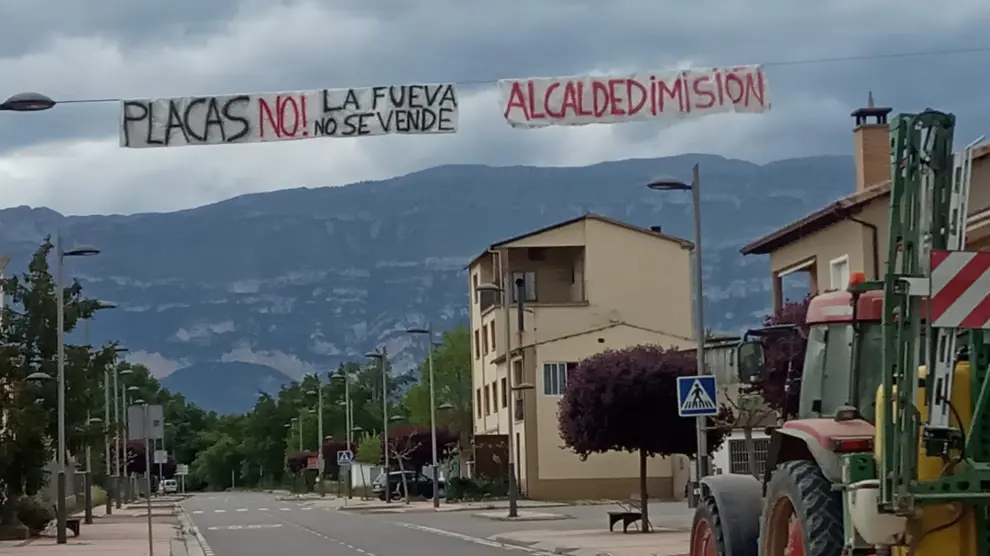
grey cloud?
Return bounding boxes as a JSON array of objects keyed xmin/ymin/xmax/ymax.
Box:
[{"xmin": 1, "ymin": 0, "xmax": 989, "ymax": 214}]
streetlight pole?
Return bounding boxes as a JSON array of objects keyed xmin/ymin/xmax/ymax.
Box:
[
  {"xmin": 53, "ymin": 235, "xmax": 100, "ymax": 543},
  {"xmin": 334, "ymin": 369, "xmax": 353, "ymax": 499},
  {"xmin": 478, "ymin": 249, "xmax": 521, "ymax": 518},
  {"xmin": 647, "ymin": 163, "xmax": 708, "ymax": 503},
  {"xmin": 307, "ymin": 378, "xmax": 325, "ymax": 497},
  {"xmin": 365, "ymin": 349, "xmax": 389, "ymax": 503},
  {"xmin": 406, "ymin": 324, "xmax": 440, "ymax": 508},
  {"xmin": 115, "ymin": 366, "xmax": 132, "ymax": 507}
]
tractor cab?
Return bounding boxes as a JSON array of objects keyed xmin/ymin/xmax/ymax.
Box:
[{"xmin": 737, "ymin": 278, "xmax": 886, "ymax": 424}]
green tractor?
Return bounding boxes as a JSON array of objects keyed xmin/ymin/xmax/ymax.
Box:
[{"xmin": 689, "ymin": 110, "xmax": 990, "ymax": 556}]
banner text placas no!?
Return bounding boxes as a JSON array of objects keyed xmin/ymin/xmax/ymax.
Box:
[
  {"xmin": 120, "ymin": 84, "xmax": 459, "ymax": 148},
  {"xmin": 499, "ymin": 66, "xmax": 770, "ymax": 129}
]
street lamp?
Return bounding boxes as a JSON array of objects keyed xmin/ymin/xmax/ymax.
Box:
[
  {"xmin": 80, "ymin": 300, "xmax": 117, "ymax": 519},
  {"xmin": 334, "ymin": 368, "xmax": 355, "ymax": 500},
  {"xmin": 115, "ymin": 363, "xmax": 132, "ymax": 507},
  {"xmin": 406, "ymin": 324, "xmax": 442, "ymax": 508},
  {"xmin": 54, "ymin": 236, "xmax": 100, "ymax": 544},
  {"xmin": 646, "ymin": 163, "xmax": 708, "ymax": 504},
  {"xmin": 365, "ymin": 349, "xmax": 390, "ymax": 503},
  {"xmin": 99, "ymin": 341, "xmax": 123, "ymax": 514},
  {"xmin": 476, "ymin": 278, "xmax": 527, "ymax": 518},
  {"xmin": 25, "ymin": 371, "xmax": 53, "ymax": 382},
  {"xmin": 124, "ymin": 383, "xmax": 139, "ymax": 503},
  {"xmin": 306, "ymin": 379, "xmax": 326, "ymax": 497},
  {"xmin": 0, "ymin": 92, "xmax": 56, "ymax": 112}
]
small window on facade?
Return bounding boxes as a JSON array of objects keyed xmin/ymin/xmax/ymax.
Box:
[
  {"xmin": 476, "ymin": 389, "xmax": 482, "ymax": 418},
  {"xmin": 501, "ymin": 377, "xmax": 508, "ymax": 407},
  {"xmin": 474, "ymin": 329, "xmax": 481, "ymax": 359},
  {"xmin": 542, "ymin": 362, "xmax": 575, "ymax": 396},
  {"xmin": 483, "ymin": 327, "xmax": 489, "ymax": 354},
  {"xmin": 484, "ymin": 385, "xmax": 491, "ymax": 415}
]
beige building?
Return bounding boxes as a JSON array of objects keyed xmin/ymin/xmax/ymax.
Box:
[
  {"xmin": 467, "ymin": 214, "xmax": 696, "ymax": 500},
  {"xmin": 741, "ymin": 99, "xmax": 990, "ymax": 308}
]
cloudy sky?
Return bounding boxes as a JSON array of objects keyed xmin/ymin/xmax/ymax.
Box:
[{"xmin": 0, "ymin": 0, "xmax": 988, "ymax": 216}]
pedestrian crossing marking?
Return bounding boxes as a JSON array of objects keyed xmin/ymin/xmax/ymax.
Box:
[{"xmin": 677, "ymin": 375, "xmax": 719, "ymax": 417}]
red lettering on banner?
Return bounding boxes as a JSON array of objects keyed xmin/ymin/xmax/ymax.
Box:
[
  {"xmin": 258, "ymin": 95, "xmax": 310, "ymax": 138},
  {"xmin": 501, "ymin": 67, "xmax": 769, "ymax": 126}
]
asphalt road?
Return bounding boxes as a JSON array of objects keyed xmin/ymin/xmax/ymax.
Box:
[{"xmin": 183, "ymin": 492, "xmax": 554, "ymax": 556}]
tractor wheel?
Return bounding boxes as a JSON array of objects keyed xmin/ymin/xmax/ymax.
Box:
[
  {"xmin": 690, "ymin": 497, "xmax": 726, "ymax": 556},
  {"xmin": 758, "ymin": 460, "xmax": 843, "ymax": 556}
]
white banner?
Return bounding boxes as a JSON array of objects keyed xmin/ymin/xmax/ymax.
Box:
[
  {"xmin": 120, "ymin": 84, "xmax": 459, "ymax": 148},
  {"xmin": 498, "ymin": 66, "xmax": 770, "ymax": 129}
]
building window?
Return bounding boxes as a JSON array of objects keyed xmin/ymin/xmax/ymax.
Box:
[
  {"xmin": 483, "ymin": 326, "xmax": 489, "ymax": 354},
  {"xmin": 510, "ymin": 271, "xmax": 537, "ymax": 302},
  {"xmin": 476, "ymin": 388, "xmax": 482, "ymax": 418},
  {"xmin": 829, "ymin": 255, "xmax": 850, "ymax": 289},
  {"xmin": 512, "ymin": 360, "xmax": 523, "ymax": 385},
  {"xmin": 473, "ymin": 273, "xmax": 479, "ymax": 304},
  {"xmin": 543, "ymin": 363, "xmax": 566, "ymax": 395},
  {"xmin": 728, "ymin": 437, "xmax": 771, "ymax": 476},
  {"xmin": 492, "ymin": 380, "xmax": 498, "ymax": 410},
  {"xmin": 501, "ymin": 377, "xmax": 508, "ymax": 408},
  {"xmin": 490, "ymin": 322, "xmax": 496, "ymax": 352},
  {"xmin": 484, "ymin": 385, "xmax": 491, "ymax": 415},
  {"xmin": 474, "ymin": 329, "xmax": 480, "ymax": 359}
]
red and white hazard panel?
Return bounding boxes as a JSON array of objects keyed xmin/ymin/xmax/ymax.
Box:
[{"xmin": 930, "ymin": 249, "xmax": 990, "ymax": 329}]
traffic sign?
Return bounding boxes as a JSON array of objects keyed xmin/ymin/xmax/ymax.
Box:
[
  {"xmin": 677, "ymin": 375, "xmax": 719, "ymax": 417},
  {"xmin": 336, "ymin": 450, "xmax": 354, "ymax": 464},
  {"xmin": 176, "ymin": 464, "xmax": 189, "ymax": 476}
]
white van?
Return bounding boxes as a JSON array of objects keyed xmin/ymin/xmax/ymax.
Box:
[{"xmin": 161, "ymin": 479, "xmax": 178, "ymax": 494}]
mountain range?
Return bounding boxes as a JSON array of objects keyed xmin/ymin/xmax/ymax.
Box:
[{"xmin": 0, "ymin": 154, "xmax": 854, "ymax": 413}]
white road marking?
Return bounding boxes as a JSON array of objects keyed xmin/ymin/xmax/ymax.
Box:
[
  {"xmin": 207, "ymin": 524, "xmax": 283, "ymax": 531},
  {"xmin": 301, "ymin": 507, "xmax": 313, "ymax": 511},
  {"xmin": 192, "ymin": 510, "xmax": 204, "ymax": 514},
  {"xmin": 214, "ymin": 509, "xmax": 226, "ymax": 513},
  {"xmin": 258, "ymin": 507, "xmax": 269, "ymax": 511},
  {"xmin": 396, "ymin": 522, "xmax": 558, "ymax": 555},
  {"xmin": 279, "ymin": 507, "xmax": 291, "ymax": 511},
  {"xmin": 265, "ymin": 511, "xmax": 379, "ymax": 556},
  {"xmin": 236, "ymin": 508, "xmax": 248, "ymax": 512},
  {"xmin": 183, "ymin": 509, "xmax": 216, "ymax": 556}
]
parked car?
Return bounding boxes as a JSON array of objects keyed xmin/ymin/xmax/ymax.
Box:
[
  {"xmin": 160, "ymin": 479, "xmax": 178, "ymax": 494},
  {"xmin": 372, "ymin": 470, "xmax": 444, "ymax": 500}
]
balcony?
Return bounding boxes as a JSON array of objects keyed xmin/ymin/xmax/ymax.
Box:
[{"xmin": 478, "ymin": 246, "xmax": 587, "ymax": 314}]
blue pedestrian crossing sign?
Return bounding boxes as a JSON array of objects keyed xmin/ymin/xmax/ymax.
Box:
[
  {"xmin": 337, "ymin": 450, "xmax": 354, "ymax": 465},
  {"xmin": 677, "ymin": 375, "xmax": 719, "ymax": 417}
]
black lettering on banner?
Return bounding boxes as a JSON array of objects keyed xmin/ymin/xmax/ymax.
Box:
[
  {"xmin": 311, "ymin": 84, "xmax": 458, "ymax": 138},
  {"xmin": 120, "ymin": 95, "xmax": 251, "ymax": 147}
]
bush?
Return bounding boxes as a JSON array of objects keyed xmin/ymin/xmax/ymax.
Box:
[
  {"xmin": 91, "ymin": 486, "xmax": 108, "ymax": 508},
  {"xmin": 445, "ymin": 477, "xmax": 508, "ymax": 501},
  {"xmin": 16, "ymin": 497, "xmax": 53, "ymax": 535}
]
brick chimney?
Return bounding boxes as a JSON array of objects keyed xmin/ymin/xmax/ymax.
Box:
[{"xmin": 851, "ymin": 92, "xmax": 892, "ymax": 192}]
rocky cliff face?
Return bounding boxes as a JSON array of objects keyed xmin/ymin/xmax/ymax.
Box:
[{"xmin": 0, "ymin": 154, "xmax": 854, "ymax": 411}]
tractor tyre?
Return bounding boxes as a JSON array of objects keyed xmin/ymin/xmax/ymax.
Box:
[
  {"xmin": 690, "ymin": 496, "xmax": 727, "ymax": 556},
  {"xmin": 758, "ymin": 460, "xmax": 843, "ymax": 556}
]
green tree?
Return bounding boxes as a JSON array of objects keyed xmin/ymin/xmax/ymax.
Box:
[
  {"xmin": 0, "ymin": 239, "xmax": 107, "ymax": 531},
  {"xmin": 402, "ymin": 326, "xmax": 472, "ymax": 461},
  {"xmin": 355, "ymin": 432, "xmax": 382, "ymax": 464}
]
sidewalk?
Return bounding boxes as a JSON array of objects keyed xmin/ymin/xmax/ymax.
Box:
[
  {"xmin": 0, "ymin": 501, "xmax": 179, "ymax": 555},
  {"xmin": 491, "ymin": 528, "xmax": 690, "ymax": 556},
  {"xmin": 329, "ymin": 497, "xmax": 569, "ymax": 514}
]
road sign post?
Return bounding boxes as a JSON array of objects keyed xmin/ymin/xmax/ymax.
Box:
[{"xmin": 677, "ymin": 375, "xmax": 719, "ymax": 418}]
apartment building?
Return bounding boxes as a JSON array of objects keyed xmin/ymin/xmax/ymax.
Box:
[
  {"xmin": 741, "ymin": 95, "xmax": 990, "ymax": 307},
  {"xmin": 467, "ymin": 214, "xmax": 696, "ymax": 500}
]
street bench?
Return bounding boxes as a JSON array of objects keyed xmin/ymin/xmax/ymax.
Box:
[{"xmin": 607, "ymin": 510, "xmax": 642, "ymax": 533}]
